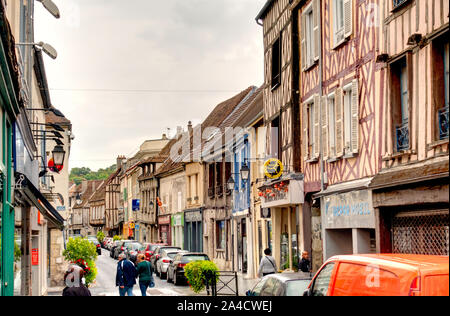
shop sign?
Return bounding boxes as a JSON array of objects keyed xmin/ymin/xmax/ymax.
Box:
[
  {"xmin": 323, "ymin": 190, "xmax": 375, "ymax": 229},
  {"xmin": 171, "ymin": 213, "xmax": 184, "ymax": 227},
  {"xmin": 185, "ymin": 211, "xmax": 202, "ymax": 223},
  {"xmin": 132, "ymin": 199, "xmax": 140, "ymax": 211},
  {"xmin": 158, "ymin": 216, "xmax": 171, "ymax": 225},
  {"xmin": 32, "ymin": 249, "xmax": 39, "ymax": 266},
  {"xmin": 260, "ymin": 180, "xmax": 304, "ymax": 208}
]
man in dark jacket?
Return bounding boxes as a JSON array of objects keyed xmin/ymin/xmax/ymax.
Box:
[
  {"xmin": 116, "ymin": 253, "xmax": 137, "ymax": 296},
  {"xmin": 299, "ymin": 251, "xmax": 311, "ymax": 273}
]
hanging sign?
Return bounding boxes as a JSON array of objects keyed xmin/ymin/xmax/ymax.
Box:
[
  {"xmin": 264, "ymin": 159, "xmax": 284, "ymax": 179},
  {"xmin": 32, "ymin": 249, "xmax": 39, "ymax": 266}
]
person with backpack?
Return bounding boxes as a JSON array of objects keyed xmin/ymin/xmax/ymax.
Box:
[
  {"xmin": 136, "ymin": 254, "xmax": 155, "ymax": 296},
  {"xmin": 258, "ymin": 248, "xmax": 278, "ymax": 277},
  {"xmin": 116, "ymin": 253, "xmax": 137, "ymax": 296}
]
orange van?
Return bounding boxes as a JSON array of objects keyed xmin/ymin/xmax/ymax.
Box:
[{"xmin": 303, "ymin": 254, "xmax": 449, "ymax": 296}]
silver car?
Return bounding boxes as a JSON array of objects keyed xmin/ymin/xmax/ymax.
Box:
[{"xmin": 156, "ymin": 249, "xmax": 185, "ymax": 279}]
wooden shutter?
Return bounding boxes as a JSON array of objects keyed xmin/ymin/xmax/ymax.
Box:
[
  {"xmin": 344, "ymin": 0, "xmax": 353, "ymax": 39},
  {"xmin": 302, "ymin": 104, "xmax": 309, "ymax": 160},
  {"xmin": 351, "ymin": 79, "xmax": 359, "ymax": 154},
  {"xmin": 335, "ymin": 88, "xmax": 344, "ymax": 157},
  {"xmin": 313, "ymin": 94, "xmax": 321, "ymax": 158},
  {"xmin": 300, "ymin": 11, "xmax": 306, "ymax": 71},
  {"xmin": 321, "ymin": 96, "xmax": 329, "ymax": 161},
  {"xmin": 313, "ymin": 0, "xmax": 320, "ymax": 62}
]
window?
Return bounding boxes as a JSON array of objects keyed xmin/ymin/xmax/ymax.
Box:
[
  {"xmin": 390, "ymin": 57, "xmax": 411, "ymax": 152},
  {"xmin": 301, "ymin": 1, "xmax": 319, "ymax": 70},
  {"xmin": 311, "ymin": 263, "xmax": 335, "ymax": 296},
  {"xmin": 216, "ymin": 221, "xmax": 226, "ymax": 250},
  {"xmin": 343, "ymin": 85, "xmax": 352, "ymax": 153},
  {"xmin": 250, "ymin": 279, "xmax": 267, "ymax": 296},
  {"xmin": 392, "ymin": 0, "xmax": 409, "ymax": 10},
  {"xmin": 303, "ymin": 96, "xmax": 319, "ymax": 160},
  {"xmin": 271, "ymin": 117, "xmax": 281, "ymax": 160},
  {"xmin": 260, "ymin": 277, "xmax": 276, "ymax": 296},
  {"xmin": 208, "ymin": 164, "xmax": 215, "ymax": 197},
  {"xmin": 334, "ymin": 0, "xmax": 345, "ymax": 45},
  {"xmin": 271, "ymin": 36, "xmax": 282, "ymax": 90},
  {"xmin": 432, "ymin": 35, "xmax": 449, "ymax": 140}
]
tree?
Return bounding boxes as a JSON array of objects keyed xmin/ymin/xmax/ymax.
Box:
[{"xmin": 63, "ymin": 237, "xmax": 98, "ymax": 286}]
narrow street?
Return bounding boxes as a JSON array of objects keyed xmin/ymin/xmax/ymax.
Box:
[{"xmin": 88, "ymin": 249, "xmax": 195, "ymax": 296}]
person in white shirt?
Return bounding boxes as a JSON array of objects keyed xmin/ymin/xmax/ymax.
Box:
[{"xmin": 258, "ymin": 248, "xmax": 278, "ymax": 277}]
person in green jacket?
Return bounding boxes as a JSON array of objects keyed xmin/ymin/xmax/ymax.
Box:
[{"xmin": 136, "ymin": 254, "xmax": 154, "ymax": 296}]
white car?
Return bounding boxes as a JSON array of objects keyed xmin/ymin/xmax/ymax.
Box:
[{"xmin": 156, "ymin": 249, "xmax": 185, "ymax": 279}]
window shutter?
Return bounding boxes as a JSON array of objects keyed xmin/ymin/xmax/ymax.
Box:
[
  {"xmin": 300, "ymin": 12, "xmax": 306, "ymax": 71},
  {"xmin": 321, "ymin": 96, "xmax": 329, "ymax": 161},
  {"xmin": 302, "ymin": 104, "xmax": 309, "ymax": 160},
  {"xmin": 344, "ymin": 0, "xmax": 353, "ymax": 38},
  {"xmin": 313, "ymin": 94, "xmax": 321, "ymax": 158},
  {"xmin": 351, "ymin": 79, "xmax": 359, "ymax": 154},
  {"xmin": 313, "ymin": 0, "xmax": 320, "ymax": 61},
  {"xmin": 335, "ymin": 88, "xmax": 344, "ymax": 157}
]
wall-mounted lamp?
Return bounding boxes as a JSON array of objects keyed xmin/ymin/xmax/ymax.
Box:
[
  {"xmin": 36, "ymin": 0, "xmax": 61, "ymax": 19},
  {"xmin": 407, "ymin": 33, "xmax": 423, "ymax": 46},
  {"xmin": 16, "ymin": 41, "xmax": 58, "ymax": 59},
  {"xmin": 26, "ymin": 107, "xmax": 65, "ymax": 117}
]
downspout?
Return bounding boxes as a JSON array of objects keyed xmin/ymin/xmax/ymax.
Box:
[{"xmin": 319, "ymin": 0, "xmax": 324, "ymax": 193}]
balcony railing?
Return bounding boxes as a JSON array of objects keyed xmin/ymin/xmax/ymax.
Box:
[
  {"xmin": 216, "ymin": 185, "xmax": 223, "ymax": 197},
  {"xmin": 438, "ymin": 107, "xmax": 449, "ymax": 140},
  {"xmin": 396, "ymin": 122, "xmax": 410, "ymax": 152}
]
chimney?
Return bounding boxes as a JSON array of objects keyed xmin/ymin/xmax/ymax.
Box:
[
  {"xmin": 188, "ymin": 121, "xmax": 193, "ymax": 134},
  {"xmin": 117, "ymin": 155, "xmax": 125, "ymax": 170},
  {"xmin": 176, "ymin": 126, "xmax": 183, "ymax": 138},
  {"xmin": 162, "ymin": 133, "xmax": 168, "ymax": 140},
  {"xmin": 81, "ymin": 180, "xmax": 88, "ymax": 192}
]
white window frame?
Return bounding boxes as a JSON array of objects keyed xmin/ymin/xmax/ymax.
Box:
[
  {"xmin": 333, "ymin": 0, "xmax": 345, "ymax": 47},
  {"xmin": 305, "ymin": 96, "xmax": 316, "ymax": 161},
  {"xmin": 343, "ymin": 83, "xmax": 353, "ymax": 156},
  {"xmin": 305, "ymin": 4, "xmax": 315, "ymax": 69},
  {"xmin": 328, "ymin": 92, "xmax": 337, "ymax": 159}
]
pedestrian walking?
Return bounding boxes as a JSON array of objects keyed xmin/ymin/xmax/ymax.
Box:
[
  {"xmin": 299, "ymin": 251, "xmax": 312, "ymax": 273},
  {"xmin": 136, "ymin": 254, "xmax": 155, "ymax": 296},
  {"xmin": 116, "ymin": 253, "xmax": 137, "ymax": 296},
  {"xmin": 258, "ymin": 248, "xmax": 278, "ymax": 277},
  {"xmin": 62, "ymin": 264, "xmax": 92, "ymax": 296}
]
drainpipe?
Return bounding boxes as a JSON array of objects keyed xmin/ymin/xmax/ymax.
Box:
[{"xmin": 318, "ymin": 0, "xmax": 324, "ymax": 193}]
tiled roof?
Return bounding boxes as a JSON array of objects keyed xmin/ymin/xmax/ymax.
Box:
[
  {"xmin": 45, "ymin": 106, "xmax": 71, "ymax": 126},
  {"xmin": 154, "ymin": 86, "xmax": 256, "ymax": 177},
  {"xmin": 72, "ymin": 180, "xmax": 104, "ymax": 209}
]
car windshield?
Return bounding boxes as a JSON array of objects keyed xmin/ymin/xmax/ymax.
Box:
[
  {"xmin": 166, "ymin": 253, "xmax": 178, "ymax": 259},
  {"xmin": 182, "ymin": 255, "xmax": 209, "ymax": 263},
  {"xmin": 161, "ymin": 247, "xmax": 180, "ymax": 253},
  {"xmin": 149, "ymin": 245, "xmax": 160, "ymax": 251},
  {"xmin": 285, "ymin": 279, "xmax": 311, "ymax": 296}
]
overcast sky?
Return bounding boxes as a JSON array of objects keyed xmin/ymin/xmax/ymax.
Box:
[{"xmin": 34, "ymin": 0, "xmax": 265, "ymax": 171}]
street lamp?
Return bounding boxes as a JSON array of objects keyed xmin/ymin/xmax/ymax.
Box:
[
  {"xmin": 240, "ymin": 164, "xmax": 250, "ymax": 182},
  {"xmin": 30, "ymin": 122, "xmax": 65, "ymax": 132},
  {"xmin": 16, "ymin": 41, "xmax": 58, "ymax": 59},
  {"xmin": 76, "ymin": 193, "xmax": 82, "ymax": 206},
  {"xmin": 149, "ymin": 201, "xmax": 155, "ymax": 210},
  {"xmin": 36, "ymin": 0, "xmax": 61, "ymax": 19},
  {"xmin": 227, "ymin": 176, "xmax": 235, "ymax": 191},
  {"xmin": 52, "ymin": 145, "xmax": 66, "ymax": 167}
]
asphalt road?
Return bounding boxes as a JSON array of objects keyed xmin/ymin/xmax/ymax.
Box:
[{"xmin": 89, "ymin": 248, "xmax": 195, "ymax": 296}]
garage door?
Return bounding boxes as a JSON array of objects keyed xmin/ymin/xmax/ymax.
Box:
[{"xmin": 392, "ymin": 210, "xmax": 449, "ymax": 256}]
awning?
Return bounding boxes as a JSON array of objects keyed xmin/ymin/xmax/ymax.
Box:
[
  {"xmin": 313, "ymin": 177, "xmax": 374, "ymax": 199},
  {"xmin": 14, "ymin": 172, "xmax": 65, "ymax": 230}
]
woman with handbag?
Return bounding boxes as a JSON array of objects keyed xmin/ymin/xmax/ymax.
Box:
[
  {"xmin": 136, "ymin": 254, "xmax": 155, "ymax": 296},
  {"xmin": 258, "ymin": 248, "xmax": 278, "ymax": 277}
]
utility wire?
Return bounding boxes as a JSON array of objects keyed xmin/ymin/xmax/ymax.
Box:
[{"xmin": 49, "ymin": 88, "xmax": 242, "ymax": 93}]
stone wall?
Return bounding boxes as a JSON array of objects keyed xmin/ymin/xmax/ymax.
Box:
[{"xmin": 49, "ymin": 229, "xmax": 68, "ymax": 287}]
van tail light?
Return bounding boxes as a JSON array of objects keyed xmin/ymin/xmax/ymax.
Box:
[
  {"xmin": 162, "ymin": 259, "xmax": 170, "ymax": 263},
  {"xmin": 409, "ymin": 277, "xmax": 421, "ymax": 296},
  {"xmin": 178, "ymin": 263, "xmax": 186, "ymax": 268}
]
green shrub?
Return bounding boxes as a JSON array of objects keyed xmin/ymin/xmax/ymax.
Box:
[
  {"xmin": 184, "ymin": 260, "xmax": 219, "ymax": 294},
  {"xmin": 63, "ymin": 237, "xmax": 98, "ymax": 287},
  {"xmin": 96, "ymin": 231, "xmax": 105, "ymax": 243}
]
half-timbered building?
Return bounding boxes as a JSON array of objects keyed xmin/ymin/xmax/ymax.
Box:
[{"xmin": 371, "ymin": 0, "xmax": 449, "ymax": 256}]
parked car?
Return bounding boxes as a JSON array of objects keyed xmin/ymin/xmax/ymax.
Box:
[
  {"xmin": 104, "ymin": 238, "xmax": 114, "ymax": 250},
  {"xmin": 86, "ymin": 236, "xmax": 98, "ymax": 243},
  {"xmin": 151, "ymin": 246, "xmax": 181, "ymax": 270},
  {"xmin": 125, "ymin": 242, "xmax": 143, "ymax": 264},
  {"xmin": 113, "ymin": 240, "xmax": 137, "ymax": 260},
  {"xmin": 167, "ymin": 252, "xmax": 210, "ymax": 286},
  {"xmin": 303, "ymin": 254, "xmax": 450, "ymax": 296},
  {"xmin": 140, "ymin": 243, "xmax": 167, "ymax": 262},
  {"xmin": 102, "ymin": 237, "xmax": 112, "ymax": 249},
  {"xmin": 246, "ymin": 273, "xmax": 312, "ymax": 296},
  {"xmin": 156, "ymin": 249, "xmax": 186, "ymax": 279}
]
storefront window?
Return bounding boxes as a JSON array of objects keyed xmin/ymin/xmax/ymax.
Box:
[{"xmin": 280, "ymin": 232, "xmax": 289, "ymax": 269}]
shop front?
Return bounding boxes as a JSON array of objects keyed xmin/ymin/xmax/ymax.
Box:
[
  {"xmin": 158, "ymin": 215, "xmax": 171, "ymax": 245},
  {"xmin": 371, "ymin": 161, "xmax": 449, "ymax": 256},
  {"xmin": 318, "ymin": 187, "xmax": 377, "ymax": 260},
  {"xmin": 259, "ymin": 174, "xmax": 304, "ymax": 271},
  {"xmin": 171, "ymin": 213, "xmax": 184, "ymax": 249},
  {"xmin": 184, "ymin": 209, "xmax": 202, "ymax": 252}
]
